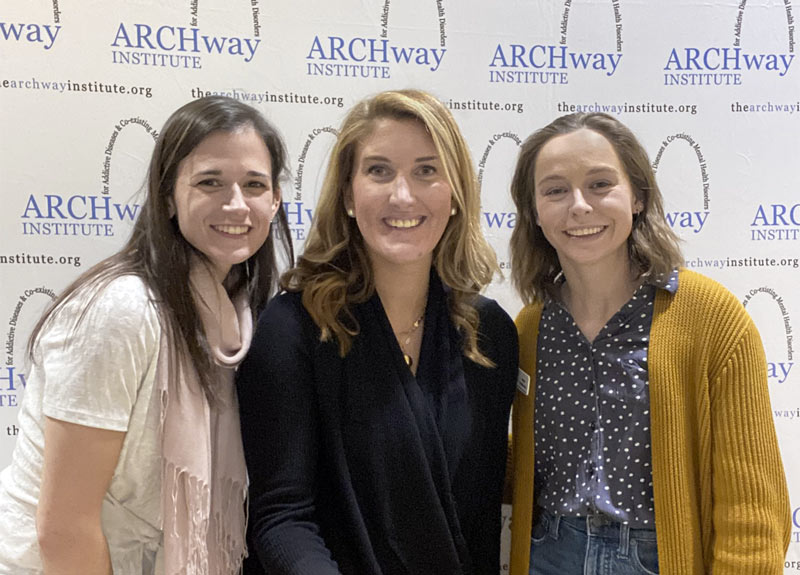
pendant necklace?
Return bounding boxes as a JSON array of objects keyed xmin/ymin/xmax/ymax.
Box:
[{"xmin": 397, "ymin": 313, "xmax": 424, "ymax": 368}]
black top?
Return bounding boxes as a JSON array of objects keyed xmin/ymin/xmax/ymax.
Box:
[{"xmin": 237, "ymin": 272, "xmax": 518, "ymax": 575}]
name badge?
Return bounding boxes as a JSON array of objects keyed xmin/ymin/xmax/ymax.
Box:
[{"xmin": 516, "ymin": 368, "xmax": 530, "ymax": 396}]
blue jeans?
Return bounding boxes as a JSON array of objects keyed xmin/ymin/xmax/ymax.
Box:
[{"xmin": 529, "ymin": 509, "xmax": 659, "ymax": 575}]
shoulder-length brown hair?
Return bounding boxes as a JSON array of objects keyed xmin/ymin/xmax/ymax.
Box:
[
  {"xmin": 28, "ymin": 96, "xmax": 293, "ymax": 398},
  {"xmin": 510, "ymin": 112, "xmax": 683, "ymax": 304},
  {"xmin": 282, "ymin": 89, "xmax": 498, "ymax": 365}
]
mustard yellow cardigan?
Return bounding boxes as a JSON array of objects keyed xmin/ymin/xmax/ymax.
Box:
[{"xmin": 509, "ymin": 269, "xmax": 790, "ymax": 575}]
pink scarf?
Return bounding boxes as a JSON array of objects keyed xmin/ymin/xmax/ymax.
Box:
[{"xmin": 157, "ymin": 261, "xmax": 251, "ymax": 574}]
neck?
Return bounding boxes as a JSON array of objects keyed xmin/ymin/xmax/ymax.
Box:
[
  {"xmin": 373, "ymin": 260, "xmax": 430, "ymax": 333},
  {"xmin": 559, "ymin": 257, "xmax": 641, "ymax": 341}
]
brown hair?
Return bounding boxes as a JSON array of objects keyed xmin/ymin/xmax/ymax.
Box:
[
  {"xmin": 282, "ymin": 89, "xmax": 498, "ymax": 365},
  {"xmin": 28, "ymin": 96, "xmax": 293, "ymax": 398},
  {"xmin": 510, "ymin": 112, "xmax": 683, "ymax": 303}
]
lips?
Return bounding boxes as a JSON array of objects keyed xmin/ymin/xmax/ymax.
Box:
[
  {"xmin": 385, "ymin": 217, "xmax": 423, "ymax": 229},
  {"xmin": 212, "ymin": 224, "xmax": 250, "ymax": 235},
  {"xmin": 565, "ymin": 225, "xmax": 605, "ymax": 237}
]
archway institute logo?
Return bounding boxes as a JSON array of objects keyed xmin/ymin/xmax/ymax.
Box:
[{"xmin": 488, "ymin": 0, "xmax": 624, "ymax": 85}]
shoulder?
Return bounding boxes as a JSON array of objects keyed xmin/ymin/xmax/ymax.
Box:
[
  {"xmin": 36, "ymin": 275, "xmax": 161, "ymax": 423},
  {"xmin": 656, "ymin": 269, "xmax": 759, "ymax": 365},
  {"xmin": 676, "ymin": 268, "xmax": 734, "ymax": 298},
  {"xmin": 61, "ymin": 274, "xmax": 153, "ymax": 313},
  {"xmin": 46, "ymin": 274, "xmax": 159, "ymax": 342},
  {"xmin": 472, "ymin": 295, "xmax": 514, "ymax": 333},
  {"xmin": 238, "ymin": 291, "xmax": 319, "ymax": 394},
  {"xmin": 249, "ymin": 291, "xmax": 319, "ymax": 361},
  {"xmin": 668, "ymin": 269, "xmax": 749, "ymax": 321},
  {"xmin": 470, "ymin": 295, "xmax": 518, "ymax": 365},
  {"xmin": 89, "ymin": 275, "xmax": 160, "ymax": 335},
  {"xmin": 92, "ymin": 274, "xmax": 155, "ymax": 315},
  {"xmin": 257, "ymin": 290, "xmax": 313, "ymax": 333},
  {"xmin": 515, "ymin": 301, "xmax": 544, "ymax": 337}
]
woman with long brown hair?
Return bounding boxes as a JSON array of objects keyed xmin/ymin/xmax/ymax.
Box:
[{"xmin": 0, "ymin": 96, "xmax": 292, "ymax": 575}]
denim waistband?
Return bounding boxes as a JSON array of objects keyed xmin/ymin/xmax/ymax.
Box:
[{"xmin": 537, "ymin": 508, "xmax": 657, "ymax": 544}]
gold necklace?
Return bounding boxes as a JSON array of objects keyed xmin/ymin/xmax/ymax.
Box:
[{"xmin": 396, "ymin": 314, "xmax": 424, "ymax": 367}]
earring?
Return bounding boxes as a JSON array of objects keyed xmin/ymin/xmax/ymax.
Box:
[
  {"xmin": 347, "ymin": 208, "xmax": 355, "ymax": 217},
  {"xmin": 450, "ymin": 207, "xmax": 457, "ymax": 216},
  {"xmin": 245, "ymin": 259, "xmax": 251, "ymax": 281}
]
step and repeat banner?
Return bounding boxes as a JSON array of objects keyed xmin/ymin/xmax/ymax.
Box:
[{"xmin": 1, "ymin": 0, "xmax": 799, "ymax": 571}]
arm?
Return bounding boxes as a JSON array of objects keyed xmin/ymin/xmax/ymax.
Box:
[
  {"xmin": 465, "ymin": 301, "xmax": 519, "ymax": 575},
  {"xmin": 709, "ymin": 316, "xmax": 791, "ymax": 573},
  {"xmin": 34, "ymin": 276, "xmax": 159, "ymax": 574},
  {"xmin": 508, "ymin": 303, "xmax": 541, "ymax": 575},
  {"xmin": 37, "ymin": 418, "xmax": 124, "ymax": 575},
  {"xmin": 237, "ymin": 295, "xmax": 341, "ymax": 575}
]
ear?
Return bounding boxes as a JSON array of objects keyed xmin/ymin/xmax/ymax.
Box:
[
  {"xmin": 167, "ymin": 195, "xmax": 176, "ymax": 219},
  {"xmin": 632, "ymin": 190, "xmax": 644, "ymax": 214},
  {"xmin": 343, "ymin": 185, "xmax": 355, "ymax": 215},
  {"xmin": 532, "ymin": 195, "xmax": 541, "ymax": 226},
  {"xmin": 271, "ymin": 187, "xmax": 282, "ymax": 220}
]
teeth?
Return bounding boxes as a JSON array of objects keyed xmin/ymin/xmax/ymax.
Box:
[
  {"xmin": 214, "ymin": 225, "xmax": 249, "ymax": 235},
  {"xmin": 566, "ymin": 226, "xmax": 604, "ymax": 237},
  {"xmin": 386, "ymin": 218, "xmax": 421, "ymax": 229}
]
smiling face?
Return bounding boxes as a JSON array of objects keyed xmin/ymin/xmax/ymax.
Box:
[
  {"xmin": 347, "ymin": 117, "xmax": 453, "ymax": 274},
  {"xmin": 533, "ymin": 128, "xmax": 642, "ymax": 277},
  {"xmin": 171, "ymin": 126, "xmax": 281, "ymax": 281}
]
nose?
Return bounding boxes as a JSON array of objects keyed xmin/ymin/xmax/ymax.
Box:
[
  {"xmin": 389, "ymin": 174, "xmax": 413, "ymax": 205},
  {"xmin": 223, "ymin": 183, "xmax": 249, "ymax": 214},
  {"xmin": 568, "ymin": 187, "xmax": 592, "ymax": 215}
]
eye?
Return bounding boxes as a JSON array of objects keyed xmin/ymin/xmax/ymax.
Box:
[
  {"xmin": 367, "ymin": 164, "xmax": 391, "ymax": 178},
  {"xmin": 541, "ymin": 186, "xmax": 567, "ymax": 197},
  {"xmin": 416, "ymin": 164, "xmax": 438, "ymax": 177},
  {"xmin": 246, "ymin": 180, "xmax": 269, "ymax": 190},
  {"xmin": 591, "ymin": 180, "xmax": 612, "ymax": 190},
  {"xmin": 196, "ymin": 178, "xmax": 222, "ymax": 188}
]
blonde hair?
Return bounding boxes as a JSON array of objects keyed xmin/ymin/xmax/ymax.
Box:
[
  {"xmin": 510, "ymin": 112, "xmax": 683, "ymax": 304},
  {"xmin": 282, "ymin": 89, "xmax": 498, "ymax": 365}
]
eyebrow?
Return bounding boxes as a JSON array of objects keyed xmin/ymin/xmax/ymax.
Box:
[
  {"xmin": 192, "ymin": 169, "xmax": 270, "ymax": 177},
  {"xmin": 585, "ymin": 166, "xmax": 617, "ymax": 176},
  {"xmin": 361, "ymin": 155, "xmax": 440, "ymax": 163},
  {"xmin": 535, "ymin": 174, "xmax": 564, "ymax": 188},
  {"xmin": 536, "ymin": 165, "xmax": 617, "ymax": 186}
]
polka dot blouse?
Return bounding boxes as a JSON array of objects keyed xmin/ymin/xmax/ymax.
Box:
[{"xmin": 533, "ymin": 271, "xmax": 679, "ymax": 528}]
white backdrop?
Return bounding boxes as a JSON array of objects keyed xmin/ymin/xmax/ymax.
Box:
[{"xmin": 1, "ymin": 0, "xmax": 798, "ymax": 571}]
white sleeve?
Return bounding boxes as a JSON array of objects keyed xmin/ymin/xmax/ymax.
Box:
[{"xmin": 39, "ymin": 275, "xmax": 161, "ymax": 432}]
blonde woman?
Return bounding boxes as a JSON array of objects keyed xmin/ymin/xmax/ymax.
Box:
[{"xmin": 238, "ymin": 90, "xmax": 518, "ymax": 574}]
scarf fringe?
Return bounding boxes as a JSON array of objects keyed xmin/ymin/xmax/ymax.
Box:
[{"xmin": 164, "ymin": 462, "xmax": 247, "ymax": 575}]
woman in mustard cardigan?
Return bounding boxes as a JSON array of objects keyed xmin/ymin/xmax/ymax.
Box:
[{"xmin": 506, "ymin": 112, "xmax": 790, "ymax": 575}]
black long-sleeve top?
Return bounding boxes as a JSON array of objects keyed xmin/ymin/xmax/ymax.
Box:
[{"xmin": 237, "ymin": 272, "xmax": 518, "ymax": 575}]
